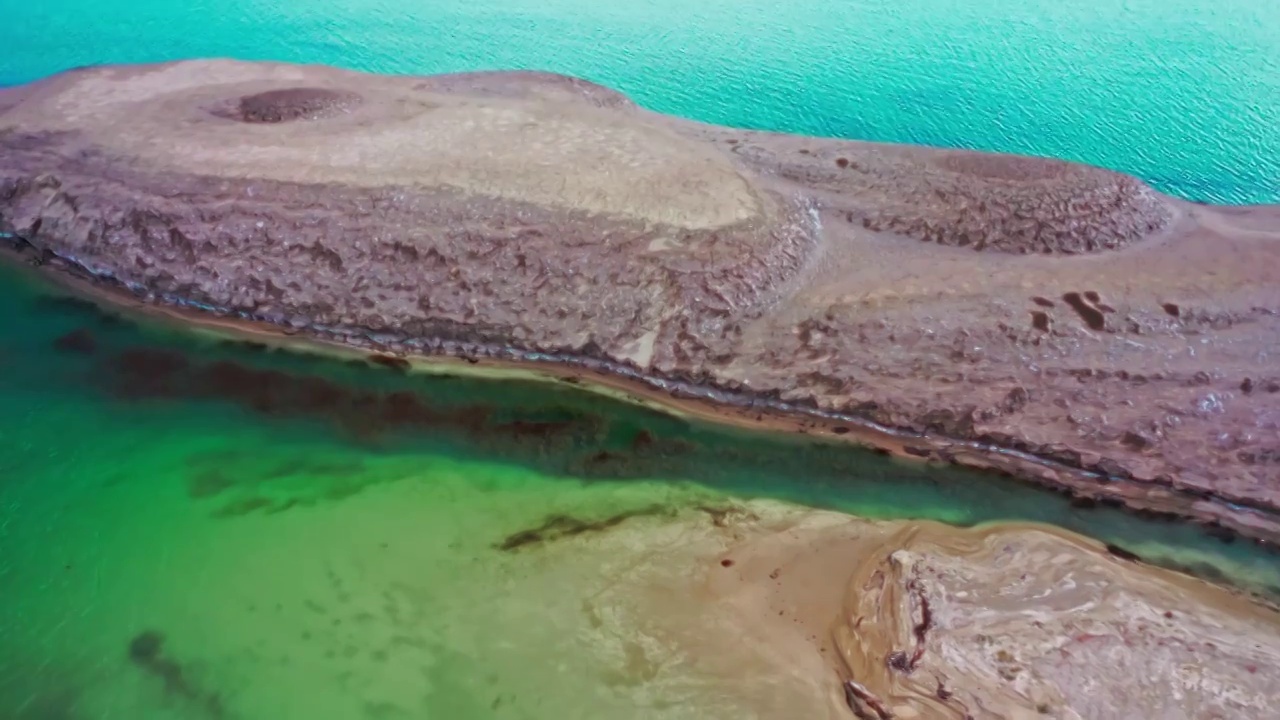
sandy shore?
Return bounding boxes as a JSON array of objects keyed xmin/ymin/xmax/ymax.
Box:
[
  {"xmin": 462, "ymin": 497, "xmax": 1280, "ymax": 719},
  {"xmin": 689, "ymin": 504, "xmax": 1280, "ymax": 719}
]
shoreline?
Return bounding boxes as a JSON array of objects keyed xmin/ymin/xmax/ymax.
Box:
[
  {"xmin": 10, "ymin": 222, "xmax": 1280, "ymax": 718},
  {"xmin": 2, "ymin": 59, "xmax": 1277, "ymax": 554},
  {"xmin": 7, "ymin": 237, "xmax": 1279, "ymax": 553}
]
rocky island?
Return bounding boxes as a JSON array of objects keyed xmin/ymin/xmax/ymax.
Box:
[{"xmin": 1, "ymin": 60, "xmax": 1279, "ymax": 717}]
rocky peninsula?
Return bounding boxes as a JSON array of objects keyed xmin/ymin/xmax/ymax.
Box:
[
  {"xmin": 3, "ymin": 60, "xmax": 1277, "ymax": 544},
  {"xmin": 2, "ymin": 59, "xmax": 1280, "ymax": 718}
]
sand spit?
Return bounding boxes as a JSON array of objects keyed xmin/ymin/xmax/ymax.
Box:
[
  {"xmin": 1, "ymin": 59, "xmax": 1278, "ymax": 547},
  {"xmin": 505, "ymin": 500, "xmax": 1280, "ymax": 719}
]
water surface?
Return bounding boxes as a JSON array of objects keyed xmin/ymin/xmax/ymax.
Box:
[{"xmin": 1, "ymin": 0, "xmax": 1277, "ymax": 202}]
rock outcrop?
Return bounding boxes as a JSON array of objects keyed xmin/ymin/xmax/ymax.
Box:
[{"xmin": 1, "ymin": 59, "xmax": 1278, "ymax": 544}]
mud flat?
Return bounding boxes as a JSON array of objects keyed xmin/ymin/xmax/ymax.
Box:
[{"xmin": 1, "ymin": 59, "xmax": 1278, "ymax": 545}]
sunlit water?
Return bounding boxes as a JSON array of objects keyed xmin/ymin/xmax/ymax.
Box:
[
  {"xmin": 2, "ymin": 0, "xmax": 1277, "ymax": 203},
  {"xmin": 1, "ymin": 1, "xmax": 1279, "ymax": 718}
]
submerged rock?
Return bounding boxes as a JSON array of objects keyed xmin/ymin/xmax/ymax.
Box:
[{"xmin": 0, "ymin": 60, "xmax": 1278, "ymax": 542}]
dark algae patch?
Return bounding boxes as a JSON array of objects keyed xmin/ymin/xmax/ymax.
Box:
[
  {"xmin": 52, "ymin": 328, "xmax": 96, "ymax": 355},
  {"xmin": 127, "ymin": 631, "xmax": 224, "ymax": 718},
  {"xmin": 1105, "ymin": 543, "xmax": 1142, "ymax": 562},
  {"xmin": 497, "ymin": 505, "xmax": 672, "ymax": 551}
]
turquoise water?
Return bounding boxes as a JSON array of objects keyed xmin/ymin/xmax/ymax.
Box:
[{"xmin": 1, "ymin": 0, "xmax": 1278, "ymax": 203}]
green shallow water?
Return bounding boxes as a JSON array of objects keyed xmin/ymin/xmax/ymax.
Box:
[{"xmin": 0, "ymin": 261, "xmax": 1278, "ymax": 718}]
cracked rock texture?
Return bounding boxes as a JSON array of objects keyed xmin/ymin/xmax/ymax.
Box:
[
  {"xmin": 828, "ymin": 519, "xmax": 1280, "ymax": 719},
  {"xmin": 1, "ymin": 59, "xmax": 1278, "ymax": 544}
]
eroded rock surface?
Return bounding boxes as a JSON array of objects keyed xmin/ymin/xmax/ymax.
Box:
[
  {"xmin": 1, "ymin": 59, "xmax": 1278, "ymax": 542},
  {"xmin": 835, "ymin": 524, "xmax": 1280, "ymax": 719}
]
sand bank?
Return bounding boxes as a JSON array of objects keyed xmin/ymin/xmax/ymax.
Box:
[{"xmin": 482, "ymin": 500, "xmax": 1280, "ymax": 718}]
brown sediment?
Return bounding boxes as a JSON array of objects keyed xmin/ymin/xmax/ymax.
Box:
[
  {"xmin": 545, "ymin": 501, "xmax": 1280, "ymax": 719},
  {"xmin": 1, "ymin": 59, "xmax": 1278, "ymax": 547}
]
